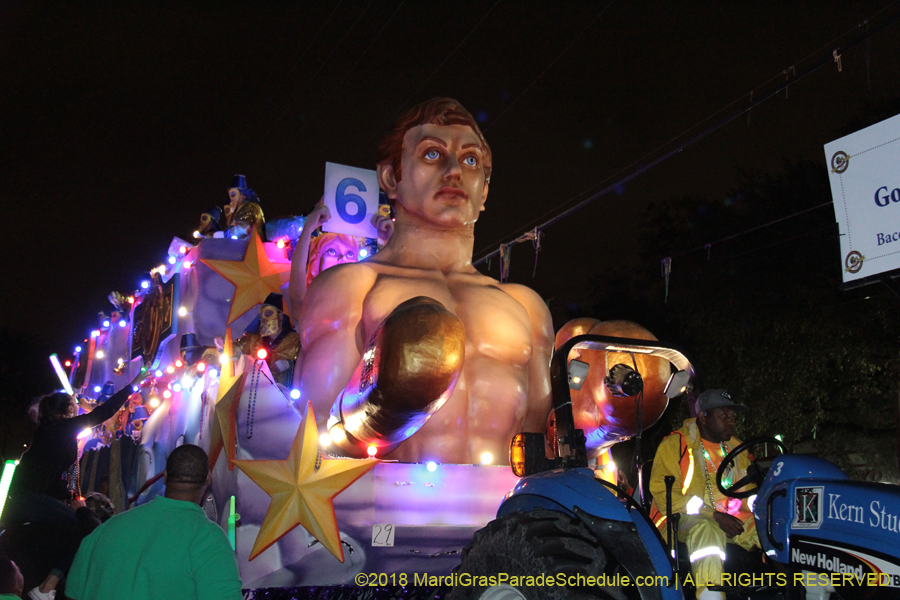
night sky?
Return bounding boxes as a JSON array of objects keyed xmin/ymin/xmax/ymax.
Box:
[{"xmin": 4, "ymin": 1, "xmax": 900, "ymax": 356}]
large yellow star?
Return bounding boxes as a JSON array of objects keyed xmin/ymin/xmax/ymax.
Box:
[
  {"xmin": 207, "ymin": 329, "xmax": 244, "ymax": 471},
  {"xmin": 201, "ymin": 228, "xmax": 291, "ymax": 325},
  {"xmin": 233, "ymin": 403, "xmax": 378, "ymax": 563}
]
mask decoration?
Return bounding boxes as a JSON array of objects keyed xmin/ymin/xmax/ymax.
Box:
[
  {"xmin": 259, "ymin": 305, "xmax": 282, "ymax": 338},
  {"xmin": 197, "ymin": 206, "xmax": 224, "ymax": 237},
  {"xmin": 233, "ymin": 293, "xmax": 300, "ymax": 387}
]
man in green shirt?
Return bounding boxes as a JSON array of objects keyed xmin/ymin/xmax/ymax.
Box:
[{"xmin": 67, "ymin": 445, "xmax": 242, "ymax": 600}]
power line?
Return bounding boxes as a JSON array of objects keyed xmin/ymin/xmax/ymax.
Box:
[
  {"xmin": 473, "ymin": 5, "xmax": 900, "ymax": 267},
  {"xmin": 670, "ymin": 201, "xmax": 834, "ymax": 260},
  {"xmin": 478, "ymin": 1, "xmax": 900, "ymax": 256}
]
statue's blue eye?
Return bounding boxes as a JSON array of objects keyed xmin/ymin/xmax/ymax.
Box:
[
  {"xmin": 463, "ymin": 156, "xmax": 478, "ymax": 167},
  {"xmin": 425, "ymin": 149, "xmax": 440, "ymax": 160}
]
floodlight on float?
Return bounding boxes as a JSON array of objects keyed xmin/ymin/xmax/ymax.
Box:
[
  {"xmin": 604, "ymin": 363, "xmax": 644, "ymax": 397},
  {"xmin": 148, "ymin": 397, "xmax": 160, "ymax": 409},
  {"xmin": 359, "ymin": 248, "xmax": 369, "ymax": 259},
  {"xmin": 95, "ymin": 350, "xmax": 105, "ymax": 359},
  {"xmin": 90, "ymin": 330, "xmax": 100, "ymax": 338},
  {"xmin": 427, "ymin": 461, "xmax": 437, "ymax": 472},
  {"xmin": 154, "ymin": 370, "xmax": 163, "ymax": 378},
  {"xmin": 166, "ymin": 365, "xmax": 175, "ymax": 374},
  {"xmin": 178, "ymin": 307, "xmax": 188, "ymax": 317},
  {"xmin": 64, "ymin": 360, "xmax": 71, "ymax": 367},
  {"xmin": 367, "ymin": 445, "xmax": 378, "ymax": 457},
  {"xmin": 118, "ymin": 320, "xmax": 127, "ymax": 328},
  {"xmin": 102, "ymin": 320, "xmax": 110, "ymax": 328},
  {"xmin": 290, "ymin": 389, "xmax": 301, "ymax": 400},
  {"xmin": 207, "ymin": 368, "xmax": 218, "ymax": 379},
  {"xmin": 319, "ymin": 433, "xmax": 331, "ymax": 447},
  {"xmin": 568, "ymin": 359, "xmax": 589, "ymax": 390},
  {"xmin": 172, "ymin": 383, "xmax": 182, "ymax": 392},
  {"xmin": 174, "ymin": 359, "xmax": 183, "ymax": 368},
  {"xmin": 140, "ymin": 280, "xmax": 150, "ymax": 289},
  {"xmin": 480, "ymin": 452, "xmax": 493, "ymax": 465},
  {"xmin": 93, "ymin": 385, "xmax": 102, "ymax": 393},
  {"xmin": 193, "ymin": 230, "xmax": 202, "ymax": 239},
  {"xmin": 75, "ymin": 346, "xmax": 82, "ymax": 353},
  {"xmin": 196, "ymin": 362, "xmax": 206, "ymax": 373},
  {"xmin": 256, "ymin": 348, "xmax": 268, "ymax": 360},
  {"xmin": 276, "ymin": 239, "xmax": 286, "ymax": 249},
  {"xmin": 182, "ymin": 260, "xmax": 192, "ymax": 269},
  {"xmin": 663, "ymin": 370, "xmax": 691, "ymax": 399},
  {"xmin": 179, "ymin": 246, "xmax": 188, "ymax": 254},
  {"xmin": 168, "ymin": 256, "xmax": 177, "ymax": 265}
]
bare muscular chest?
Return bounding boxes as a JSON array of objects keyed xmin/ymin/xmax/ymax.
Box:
[{"xmin": 361, "ymin": 271, "xmax": 534, "ymax": 367}]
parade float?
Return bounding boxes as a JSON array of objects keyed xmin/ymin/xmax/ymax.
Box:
[
  {"xmin": 56, "ymin": 198, "xmax": 683, "ymax": 595},
  {"xmin": 52, "ymin": 100, "xmax": 693, "ymax": 597}
]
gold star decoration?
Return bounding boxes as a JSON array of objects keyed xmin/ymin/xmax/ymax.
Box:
[
  {"xmin": 207, "ymin": 329, "xmax": 245, "ymax": 471},
  {"xmin": 233, "ymin": 402, "xmax": 379, "ymax": 562},
  {"xmin": 201, "ymin": 228, "xmax": 292, "ymax": 326}
]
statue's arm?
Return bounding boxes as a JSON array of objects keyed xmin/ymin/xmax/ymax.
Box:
[
  {"xmin": 292, "ymin": 263, "xmax": 373, "ymax": 429},
  {"xmin": 503, "ymin": 283, "xmax": 554, "ymax": 431}
]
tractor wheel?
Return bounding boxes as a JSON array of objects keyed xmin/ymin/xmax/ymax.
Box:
[{"xmin": 450, "ymin": 510, "xmax": 629, "ymax": 600}]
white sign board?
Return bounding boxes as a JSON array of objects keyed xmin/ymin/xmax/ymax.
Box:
[
  {"xmin": 825, "ymin": 112, "xmax": 900, "ymax": 285},
  {"xmin": 323, "ymin": 162, "xmax": 379, "ymax": 239}
]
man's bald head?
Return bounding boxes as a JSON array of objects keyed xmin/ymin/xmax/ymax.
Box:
[{"xmin": 165, "ymin": 445, "xmax": 210, "ymax": 502}]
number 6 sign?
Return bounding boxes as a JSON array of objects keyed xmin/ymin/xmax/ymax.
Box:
[{"xmin": 323, "ymin": 162, "xmax": 379, "ymax": 239}]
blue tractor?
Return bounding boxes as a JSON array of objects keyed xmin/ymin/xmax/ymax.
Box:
[{"xmin": 452, "ymin": 334, "xmax": 900, "ymax": 600}]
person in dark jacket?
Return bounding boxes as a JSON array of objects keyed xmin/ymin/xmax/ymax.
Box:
[{"xmin": 1, "ymin": 368, "xmax": 145, "ymax": 600}]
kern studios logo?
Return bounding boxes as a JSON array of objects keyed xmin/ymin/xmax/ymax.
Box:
[
  {"xmin": 793, "ymin": 486, "xmax": 824, "ymax": 529},
  {"xmin": 831, "ymin": 151, "xmax": 849, "ymax": 174},
  {"xmin": 845, "ymin": 251, "xmax": 864, "ymax": 274}
]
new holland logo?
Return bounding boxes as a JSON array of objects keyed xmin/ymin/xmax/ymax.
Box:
[{"xmin": 793, "ymin": 486, "xmax": 824, "ymax": 529}]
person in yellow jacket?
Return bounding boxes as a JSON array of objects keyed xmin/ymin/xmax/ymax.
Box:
[{"xmin": 649, "ymin": 389, "xmax": 758, "ymax": 600}]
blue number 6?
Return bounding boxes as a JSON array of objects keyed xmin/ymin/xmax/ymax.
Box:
[{"xmin": 335, "ymin": 178, "xmax": 367, "ymax": 224}]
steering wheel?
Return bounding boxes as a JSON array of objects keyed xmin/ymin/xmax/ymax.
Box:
[{"xmin": 716, "ymin": 436, "xmax": 787, "ymax": 499}]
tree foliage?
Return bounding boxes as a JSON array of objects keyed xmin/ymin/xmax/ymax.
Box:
[{"xmin": 588, "ymin": 160, "xmax": 900, "ymax": 482}]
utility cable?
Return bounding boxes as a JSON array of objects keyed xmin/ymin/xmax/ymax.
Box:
[{"xmin": 473, "ymin": 7, "xmax": 900, "ymax": 268}]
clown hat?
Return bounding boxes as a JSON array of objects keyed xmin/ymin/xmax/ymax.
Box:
[{"xmin": 230, "ymin": 175, "xmax": 248, "ymax": 190}]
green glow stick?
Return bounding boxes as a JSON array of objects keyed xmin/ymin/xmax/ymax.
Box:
[
  {"xmin": 0, "ymin": 460, "xmax": 18, "ymax": 521},
  {"xmin": 228, "ymin": 495, "xmax": 239, "ymax": 550}
]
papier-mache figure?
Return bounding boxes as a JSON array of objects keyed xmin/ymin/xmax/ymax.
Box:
[
  {"xmin": 195, "ymin": 206, "xmax": 225, "ymax": 238},
  {"xmin": 235, "ymin": 293, "xmax": 300, "ymax": 386},
  {"xmin": 224, "ymin": 174, "xmax": 261, "ymax": 226},
  {"xmin": 293, "ymin": 98, "xmax": 555, "ymax": 464},
  {"xmin": 228, "ymin": 200, "xmax": 265, "ymax": 241}
]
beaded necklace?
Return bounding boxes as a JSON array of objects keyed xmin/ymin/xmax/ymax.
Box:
[
  {"xmin": 245, "ymin": 360, "xmax": 262, "ymax": 439},
  {"xmin": 699, "ymin": 441, "xmax": 731, "ymax": 509}
]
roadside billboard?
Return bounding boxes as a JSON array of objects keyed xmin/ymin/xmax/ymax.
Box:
[{"xmin": 825, "ymin": 112, "xmax": 900, "ymax": 287}]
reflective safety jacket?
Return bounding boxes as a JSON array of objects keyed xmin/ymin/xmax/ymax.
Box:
[{"xmin": 648, "ymin": 418, "xmax": 752, "ymax": 533}]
